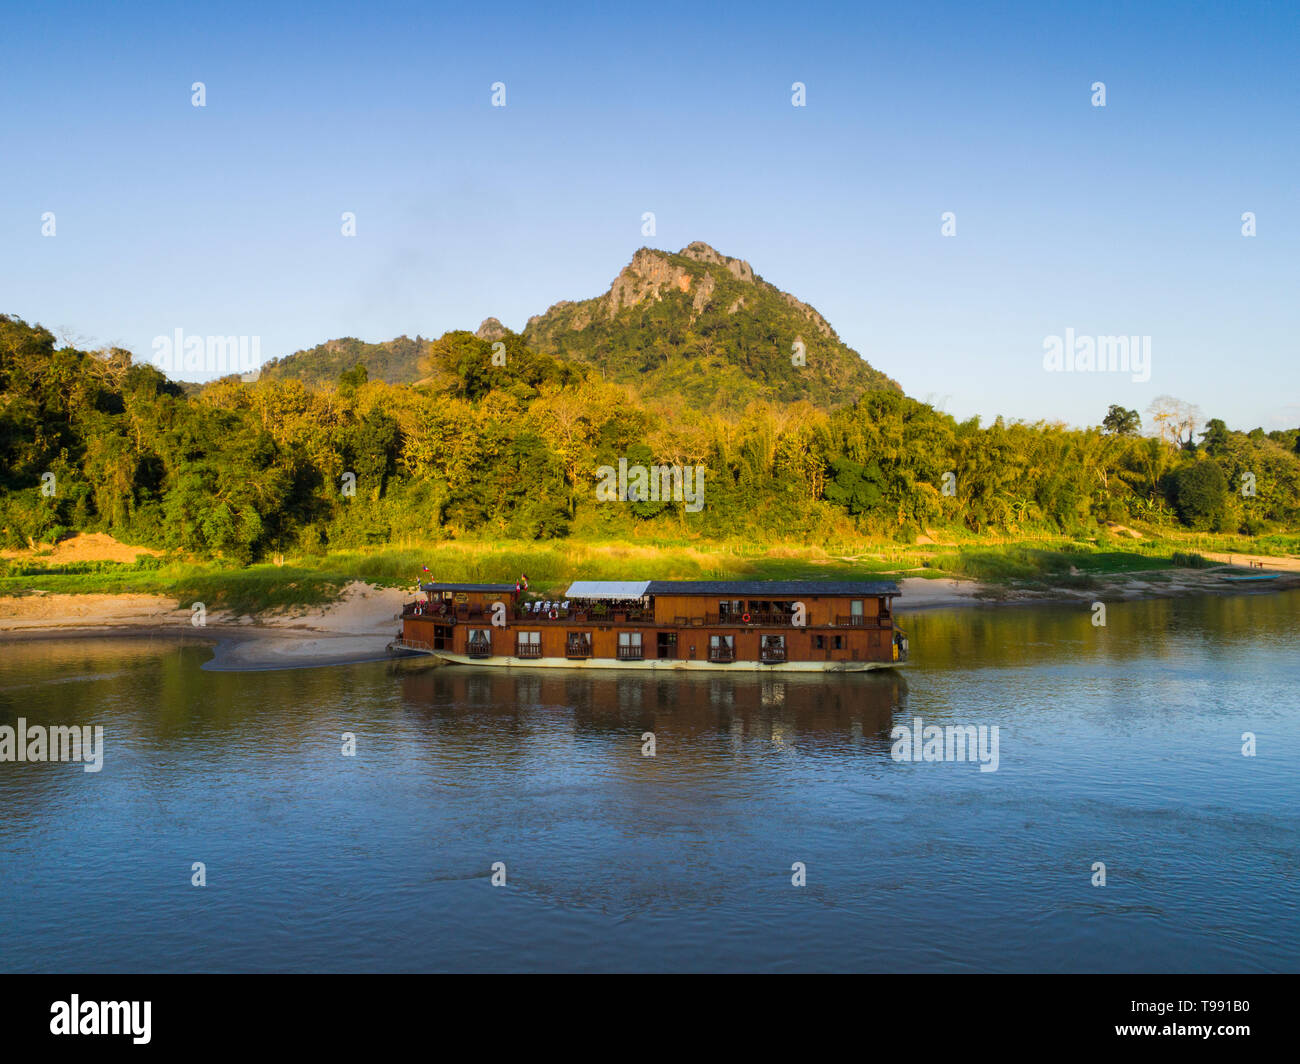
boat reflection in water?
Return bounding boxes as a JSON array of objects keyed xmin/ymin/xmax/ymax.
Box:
[{"xmin": 398, "ymin": 664, "xmax": 908, "ymax": 755}]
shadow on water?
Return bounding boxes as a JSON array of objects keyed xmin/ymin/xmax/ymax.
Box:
[{"xmin": 399, "ymin": 665, "xmax": 909, "ymax": 754}]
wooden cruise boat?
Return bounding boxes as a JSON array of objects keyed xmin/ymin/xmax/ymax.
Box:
[{"xmin": 393, "ymin": 579, "xmax": 908, "ymax": 672}]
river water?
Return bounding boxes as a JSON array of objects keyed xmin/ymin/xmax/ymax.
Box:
[{"xmin": 1, "ymin": 592, "xmax": 1297, "ymax": 972}]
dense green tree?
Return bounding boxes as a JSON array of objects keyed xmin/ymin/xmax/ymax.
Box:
[
  {"xmin": 338, "ymin": 363, "xmax": 369, "ymax": 392},
  {"xmin": 1171, "ymin": 459, "xmax": 1229, "ymax": 531},
  {"xmin": 1102, "ymin": 404, "xmax": 1141, "ymax": 436},
  {"xmin": 824, "ymin": 457, "xmax": 885, "ymax": 516},
  {"xmin": 3, "ymin": 312, "xmax": 1300, "ymax": 556},
  {"xmin": 1201, "ymin": 418, "xmax": 1230, "ymax": 456}
]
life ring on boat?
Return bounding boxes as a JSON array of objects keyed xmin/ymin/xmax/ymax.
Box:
[
  {"xmin": 741, "ymin": 612, "xmax": 751, "ymax": 624},
  {"xmin": 549, "ymin": 609, "xmax": 558, "ymax": 620}
]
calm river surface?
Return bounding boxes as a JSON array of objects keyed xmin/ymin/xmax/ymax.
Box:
[{"xmin": 1, "ymin": 592, "xmax": 1297, "ymax": 972}]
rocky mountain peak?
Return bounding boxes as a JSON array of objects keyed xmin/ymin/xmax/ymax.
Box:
[
  {"xmin": 679, "ymin": 241, "xmax": 754, "ymax": 282},
  {"xmin": 600, "ymin": 243, "xmax": 760, "ymax": 320},
  {"xmin": 475, "ymin": 317, "xmax": 509, "ymax": 341}
]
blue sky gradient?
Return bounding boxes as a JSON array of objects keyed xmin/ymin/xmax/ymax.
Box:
[{"xmin": 3, "ymin": 1, "xmax": 1297, "ymax": 430}]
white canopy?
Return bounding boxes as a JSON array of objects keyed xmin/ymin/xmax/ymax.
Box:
[{"xmin": 565, "ymin": 580, "xmax": 650, "ymax": 600}]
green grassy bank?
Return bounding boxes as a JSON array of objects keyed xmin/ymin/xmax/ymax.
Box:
[{"xmin": 3, "ymin": 529, "xmax": 1295, "ymax": 616}]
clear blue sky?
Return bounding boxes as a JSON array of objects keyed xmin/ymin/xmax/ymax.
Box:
[{"xmin": 3, "ymin": 0, "xmax": 1297, "ymax": 431}]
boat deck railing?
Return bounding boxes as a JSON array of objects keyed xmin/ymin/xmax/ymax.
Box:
[
  {"xmin": 706, "ymin": 610, "xmax": 793, "ymax": 626},
  {"xmin": 403, "ymin": 602, "xmax": 897, "ymax": 628},
  {"xmin": 515, "ymin": 608, "xmax": 655, "ymax": 624},
  {"xmin": 388, "ymin": 638, "xmax": 436, "ymax": 655}
]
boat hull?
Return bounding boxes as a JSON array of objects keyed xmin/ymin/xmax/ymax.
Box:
[{"xmin": 424, "ymin": 651, "xmax": 903, "ymax": 672}]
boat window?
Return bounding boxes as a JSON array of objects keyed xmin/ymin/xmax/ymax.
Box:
[
  {"xmin": 518, "ymin": 631, "xmax": 540, "ymax": 645},
  {"xmin": 850, "ymin": 599, "xmax": 863, "ymax": 616},
  {"xmin": 618, "ymin": 631, "xmax": 642, "ymax": 647}
]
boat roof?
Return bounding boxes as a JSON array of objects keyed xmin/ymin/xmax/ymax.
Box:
[
  {"xmin": 565, "ymin": 580, "xmax": 651, "ymax": 599},
  {"xmin": 420, "ymin": 582, "xmax": 517, "ymax": 593},
  {"xmin": 645, "ymin": 580, "xmax": 899, "ymax": 596},
  {"xmin": 426, "ymin": 579, "xmax": 903, "ymax": 597}
]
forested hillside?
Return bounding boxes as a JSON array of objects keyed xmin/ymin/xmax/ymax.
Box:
[
  {"xmin": 250, "ymin": 243, "xmax": 900, "ymax": 410},
  {"xmin": 258, "ymin": 335, "xmax": 429, "ymax": 387},
  {"xmin": 520, "ymin": 242, "xmax": 900, "ymax": 409},
  {"xmin": 3, "ymin": 313, "xmax": 1298, "ymax": 563}
]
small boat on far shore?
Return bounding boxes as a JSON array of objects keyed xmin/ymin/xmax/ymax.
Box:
[{"xmin": 1221, "ymin": 573, "xmax": 1280, "ymax": 582}]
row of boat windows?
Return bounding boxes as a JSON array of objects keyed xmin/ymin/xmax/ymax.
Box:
[{"xmin": 466, "ymin": 630, "xmax": 854, "ymax": 650}]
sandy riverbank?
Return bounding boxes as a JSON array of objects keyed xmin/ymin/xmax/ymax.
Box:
[
  {"xmin": 1, "ymin": 570, "xmax": 1296, "ymax": 669},
  {"xmin": 896, "ymin": 567, "xmax": 1300, "ymax": 610},
  {"xmin": 0, "ymin": 581, "xmax": 412, "ymax": 671}
]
